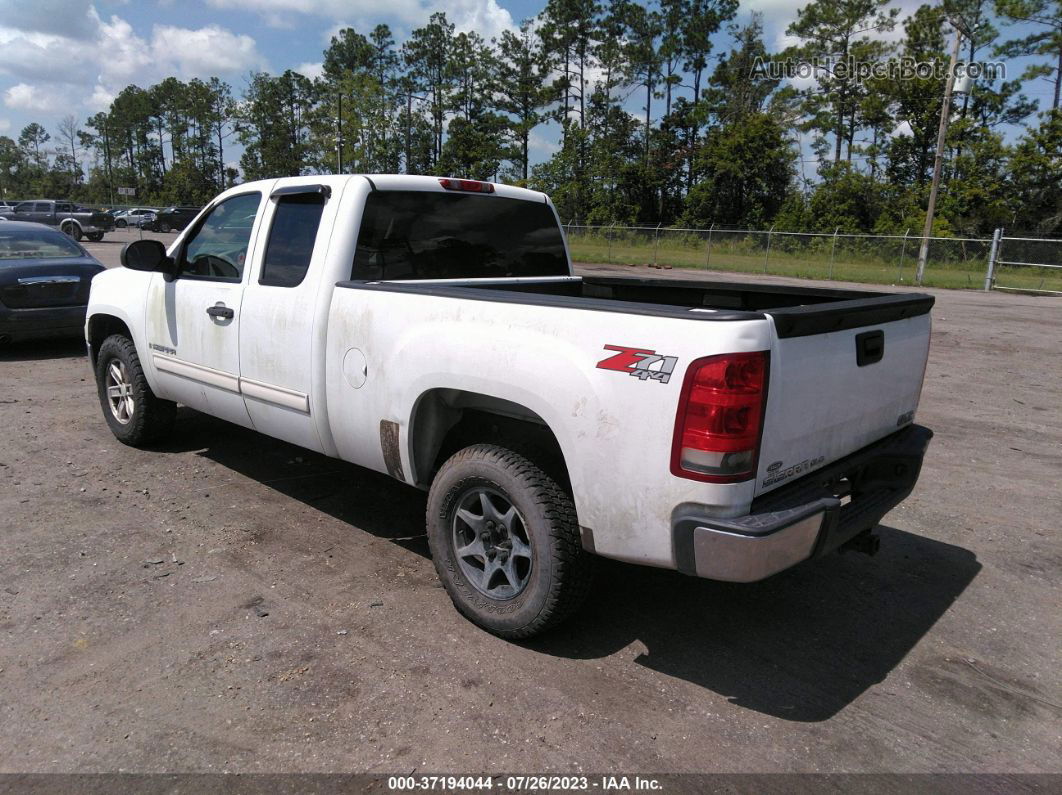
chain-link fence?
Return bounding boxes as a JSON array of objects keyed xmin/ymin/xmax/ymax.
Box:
[{"xmin": 564, "ymin": 223, "xmax": 1062, "ymax": 293}]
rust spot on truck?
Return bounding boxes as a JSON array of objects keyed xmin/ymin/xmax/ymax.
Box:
[{"xmin": 379, "ymin": 420, "xmax": 405, "ymax": 482}]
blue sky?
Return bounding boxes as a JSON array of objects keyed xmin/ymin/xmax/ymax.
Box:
[{"xmin": 0, "ymin": 0, "xmax": 1054, "ymax": 171}]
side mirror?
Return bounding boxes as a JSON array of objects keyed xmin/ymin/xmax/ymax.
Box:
[{"xmin": 121, "ymin": 239, "xmax": 175, "ymax": 277}]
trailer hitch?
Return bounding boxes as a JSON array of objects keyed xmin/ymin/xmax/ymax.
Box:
[{"xmin": 840, "ymin": 531, "xmax": 881, "ymax": 557}]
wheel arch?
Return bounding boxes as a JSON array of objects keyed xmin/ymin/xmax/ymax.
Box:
[
  {"xmin": 87, "ymin": 313, "xmax": 133, "ymax": 368},
  {"xmin": 408, "ymin": 388, "xmax": 572, "ymax": 495}
]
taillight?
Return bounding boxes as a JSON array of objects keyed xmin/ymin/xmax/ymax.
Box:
[
  {"xmin": 438, "ymin": 178, "xmax": 495, "ymax": 193},
  {"xmin": 671, "ymin": 351, "xmax": 769, "ymax": 483}
]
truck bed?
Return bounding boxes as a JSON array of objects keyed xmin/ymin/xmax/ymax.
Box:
[{"xmin": 337, "ymin": 275, "xmax": 933, "ymax": 336}]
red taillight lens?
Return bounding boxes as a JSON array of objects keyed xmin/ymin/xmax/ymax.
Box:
[
  {"xmin": 438, "ymin": 178, "xmax": 495, "ymax": 193},
  {"xmin": 671, "ymin": 351, "xmax": 769, "ymax": 483}
]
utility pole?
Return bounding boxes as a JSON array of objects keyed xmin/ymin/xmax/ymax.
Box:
[
  {"xmin": 335, "ymin": 92, "xmax": 344, "ymax": 175},
  {"xmin": 915, "ymin": 24, "xmax": 965, "ymax": 284}
]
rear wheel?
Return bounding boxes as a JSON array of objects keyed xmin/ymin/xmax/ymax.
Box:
[
  {"xmin": 62, "ymin": 222, "xmax": 82, "ymax": 242},
  {"xmin": 426, "ymin": 444, "xmax": 593, "ymax": 639},
  {"xmin": 95, "ymin": 334, "xmax": 176, "ymax": 446},
  {"xmin": 86, "ymin": 232, "xmax": 104, "ymax": 242},
  {"xmin": 160, "ymin": 222, "xmax": 171, "ymax": 233}
]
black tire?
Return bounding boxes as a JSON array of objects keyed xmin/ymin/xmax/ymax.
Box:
[
  {"xmin": 95, "ymin": 334, "xmax": 176, "ymax": 446},
  {"xmin": 426, "ymin": 444, "xmax": 593, "ymax": 639},
  {"xmin": 86, "ymin": 232, "xmax": 104, "ymax": 242},
  {"xmin": 160, "ymin": 222, "xmax": 171, "ymax": 233},
  {"xmin": 116, "ymin": 219, "xmax": 127, "ymax": 228},
  {"xmin": 62, "ymin": 223, "xmax": 82, "ymax": 242}
]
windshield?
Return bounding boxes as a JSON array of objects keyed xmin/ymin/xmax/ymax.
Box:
[
  {"xmin": 352, "ymin": 191, "xmax": 568, "ymax": 280},
  {"xmin": 0, "ymin": 228, "xmax": 84, "ymax": 260}
]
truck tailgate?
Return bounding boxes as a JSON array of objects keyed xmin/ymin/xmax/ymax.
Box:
[{"xmin": 755, "ymin": 294, "xmax": 933, "ymax": 497}]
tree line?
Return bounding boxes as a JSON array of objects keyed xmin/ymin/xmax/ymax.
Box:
[{"xmin": 0, "ymin": 0, "xmax": 1059, "ymax": 237}]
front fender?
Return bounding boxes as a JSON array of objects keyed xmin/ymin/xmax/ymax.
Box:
[{"xmin": 86, "ymin": 268, "xmax": 153, "ymax": 381}]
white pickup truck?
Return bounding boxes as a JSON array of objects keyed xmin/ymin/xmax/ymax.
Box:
[{"xmin": 86, "ymin": 175, "xmax": 934, "ymax": 638}]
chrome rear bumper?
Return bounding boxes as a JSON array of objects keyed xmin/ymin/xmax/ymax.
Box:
[{"xmin": 672, "ymin": 425, "xmax": 933, "ymax": 582}]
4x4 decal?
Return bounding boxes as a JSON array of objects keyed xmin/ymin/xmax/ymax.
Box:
[{"xmin": 596, "ymin": 345, "xmax": 678, "ymax": 384}]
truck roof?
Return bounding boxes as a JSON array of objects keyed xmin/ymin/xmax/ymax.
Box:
[{"xmin": 239, "ymin": 174, "xmax": 550, "ymax": 205}]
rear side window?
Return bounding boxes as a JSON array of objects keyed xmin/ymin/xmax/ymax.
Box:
[
  {"xmin": 260, "ymin": 193, "xmax": 326, "ymax": 287},
  {"xmin": 352, "ymin": 191, "xmax": 568, "ymax": 281}
]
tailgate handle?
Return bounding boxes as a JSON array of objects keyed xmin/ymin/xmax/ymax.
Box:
[{"xmin": 856, "ymin": 330, "xmax": 885, "ymax": 366}]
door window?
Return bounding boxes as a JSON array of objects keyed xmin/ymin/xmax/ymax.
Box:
[
  {"xmin": 259, "ymin": 193, "xmax": 326, "ymax": 288},
  {"xmin": 178, "ymin": 192, "xmax": 261, "ymax": 282}
]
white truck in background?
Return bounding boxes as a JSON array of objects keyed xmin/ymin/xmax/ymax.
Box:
[{"xmin": 86, "ymin": 175, "xmax": 934, "ymax": 638}]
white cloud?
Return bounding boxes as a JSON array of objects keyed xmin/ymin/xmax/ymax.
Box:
[
  {"xmin": 151, "ymin": 25, "xmax": 267, "ymax": 76},
  {"xmin": 88, "ymin": 85, "xmax": 117, "ymax": 112},
  {"xmin": 209, "ymin": 0, "xmax": 515, "ymax": 41},
  {"xmin": 528, "ymin": 128, "xmax": 559, "ymax": 160},
  {"xmin": 295, "ymin": 61, "xmax": 324, "ymax": 80},
  {"xmin": 3, "ymin": 82, "xmax": 74, "ymax": 113},
  {"xmin": 445, "ymin": 0, "xmax": 513, "ymax": 39},
  {"xmin": 1, "ymin": 9, "xmax": 266, "ymax": 117},
  {"xmin": 0, "ymin": 117, "xmax": 11, "ymax": 132}
]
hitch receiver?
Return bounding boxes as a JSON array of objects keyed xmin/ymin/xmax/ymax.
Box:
[{"xmin": 840, "ymin": 531, "xmax": 880, "ymax": 557}]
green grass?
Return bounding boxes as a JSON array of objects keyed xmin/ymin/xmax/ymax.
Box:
[{"xmin": 568, "ymin": 233, "xmax": 1062, "ymax": 293}]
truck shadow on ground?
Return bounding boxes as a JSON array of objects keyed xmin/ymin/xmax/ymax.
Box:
[
  {"xmin": 161, "ymin": 410, "xmax": 980, "ymax": 724},
  {"xmin": 161, "ymin": 409, "xmax": 432, "ymax": 555},
  {"xmin": 532, "ymin": 532, "xmax": 981, "ymax": 722}
]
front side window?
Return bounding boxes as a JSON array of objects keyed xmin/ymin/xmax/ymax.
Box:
[
  {"xmin": 178, "ymin": 192, "xmax": 261, "ymax": 281},
  {"xmin": 352, "ymin": 191, "xmax": 568, "ymax": 281},
  {"xmin": 260, "ymin": 193, "xmax": 326, "ymax": 288}
]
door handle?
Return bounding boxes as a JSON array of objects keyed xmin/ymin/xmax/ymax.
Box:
[{"xmin": 206, "ymin": 304, "xmax": 234, "ymax": 320}]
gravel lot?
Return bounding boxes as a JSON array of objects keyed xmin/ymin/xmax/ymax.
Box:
[{"xmin": 1, "ymin": 228, "xmax": 1059, "ymax": 774}]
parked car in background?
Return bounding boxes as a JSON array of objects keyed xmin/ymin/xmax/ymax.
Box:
[
  {"xmin": 113, "ymin": 208, "xmax": 157, "ymax": 229},
  {"xmin": 0, "ymin": 200, "xmax": 17, "ymax": 216},
  {"xmin": 0, "ymin": 221, "xmax": 104, "ymax": 344},
  {"xmin": 147, "ymin": 206, "xmax": 200, "ymax": 233},
  {"xmin": 9, "ymin": 200, "xmax": 114, "ymax": 241}
]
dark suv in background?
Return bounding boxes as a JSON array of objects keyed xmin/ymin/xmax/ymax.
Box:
[{"xmin": 147, "ymin": 206, "xmax": 200, "ymax": 233}]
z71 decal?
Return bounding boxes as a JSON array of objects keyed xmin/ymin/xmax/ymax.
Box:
[{"xmin": 597, "ymin": 345, "xmax": 678, "ymax": 384}]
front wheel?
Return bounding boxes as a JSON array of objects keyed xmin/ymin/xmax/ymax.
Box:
[
  {"xmin": 95, "ymin": 334, "xmax": 176, "ymax": 446},
  {"xmin": 160, "ymin": 222, "xmax": 171, "ymax": 233},
  {"xmin": 426, "ymin": 444, "xmax": 593, "ymax": 639},
  {"xmin": 86, "ymin": 232, "xmax": 104, "ymax": 242},
  {"xmin": 115, "ymin": 219, "xmax": 127, "ymax": 228},
  {"xmin": 62, "ymin": 223, "xmax": 82, "ymax": 242}
]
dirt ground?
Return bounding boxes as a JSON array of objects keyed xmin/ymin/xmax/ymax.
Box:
[{"xmin": 0, "ymin": 229, "xmax": 1059, "ymax": 775}]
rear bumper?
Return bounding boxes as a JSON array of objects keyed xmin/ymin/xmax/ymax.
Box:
[{"xmin": 672, "ymin": 424, "xmax": 933, "ymax": 582}]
